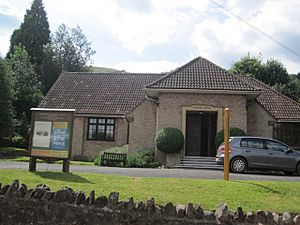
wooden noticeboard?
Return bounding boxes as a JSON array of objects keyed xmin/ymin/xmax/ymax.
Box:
[{"xmin": 28, "ymin": 108, "xmax": 75, "ymax": 172}]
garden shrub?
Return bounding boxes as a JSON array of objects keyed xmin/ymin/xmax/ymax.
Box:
[
  {"xmin": 155, "ymin": 127, "xmax": 184, "ymax": 153},
  {"xmin": 215, "ymin": 127, "xmax": 246, "ymax": 147},
  {"xmin": 0, "ymin": 147, "xmax": 28, "ymax": 158},
  {"xmin": 93, "ymin": 145, "xmax": 128, "ymax": 166},
  {"xmin": 9, "ymin": 135, "xmax": 28, "ymax": 149},
  {"xmin": 127, "ymin": 149, "xmax": 160, "ymax": 168}
]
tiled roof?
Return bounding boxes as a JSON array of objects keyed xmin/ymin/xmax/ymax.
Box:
[
  {"xmin": 239, "ymin": 76, "xmax": 300, "ymax": 120},
  {"xmin": 146, "ymin": 57, "xmax": 259, "ymax": 91},
  {"xmin": 38, "ymin": 72, "xmax": 163, "ymax": 115}
]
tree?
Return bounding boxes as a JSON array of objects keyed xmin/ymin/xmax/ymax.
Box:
[
  {"xmin": 7, "ymin": 0, "xmax": 50, "ymax": 77},
  {"xmin": 230, "ymin": 56, "xmax": 290, "ymax": 86},
  {"xmin": 230, "ymin": 55, "xmax": 264, "ymax": 78},
  {"xmin": 263, "ymin": 59, "xmax": 290, "ymax": 86},
  {"xmin": 42, "ymin": 23, "xmax": 95, "ymax": 92},
  {"xmin": 0, "ymin": 58, "xmax": 14, "ymax": 137},
  {"xmin": 274, "ymin": 76, "xmax": 300, "ymax": 103},
  {"xmin": 7, "ymin": 45, "xmax": 43, "ymax": 120},
  {"xmin": 231, "ymin": 55, "xmax": 299, "ymax": 102}
]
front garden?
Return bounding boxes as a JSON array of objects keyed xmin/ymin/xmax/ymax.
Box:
[{"xmin": 0, "ymin": 169, "xmax": 299, "ymax": 213}]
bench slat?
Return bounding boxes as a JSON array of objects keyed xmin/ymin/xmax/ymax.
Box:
[{"xmin": 100, "ymin": 152, "xmax": 127, "ymax": 167}]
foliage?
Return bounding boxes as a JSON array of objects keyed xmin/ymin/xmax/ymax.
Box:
[
  {"xmin": 155, "ymin": 127, "xmax": 184, "ymax": 153},
  {"xmin": 230, "ymin": 55, "xmax": 264, "ymax": 78},
  {"xmin": 230, "ymin": 55, "xmax": 298, "ymax": 101},
  {"xmin": 263, "ymin": 59, "xmax": 290, "ymax": 86},
  {"xmin": 7, "ymin": 45, "xmax": 43, "ymax": 120},
  {"xmin": 0, "ymin": 169, "xmax": 300, "ymax": 212},
  {"xmin": 215, "ymin": 127, "xmax": 246, "ymax": 148},
  {"xmin": 41, "ymin": 23, "xmax": 95, "ymax": 92},
  {"xmin": 7, "ymin": 0, "xmax": 50, "ymax": 77},
  {"xmin": 0, "ymin": 58, "xmax": 14, "ymax": 137},
  {"xmin": 127, "ymin": 150, "xmax": 160, "ymax": 168},
  {"xmin": 0, "ymin": 147, "xmax": 27, "ymax": 157},
  {"xmin": 273, "ymin": 75, "xmax": 300, "ymax": 102},
  {"xmin": 94, "ymin": 145, "xmax": 128, "ymax": 165}
]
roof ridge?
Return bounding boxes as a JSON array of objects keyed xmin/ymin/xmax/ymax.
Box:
[
  {"xmin": 200, "ymin": 58, "xmax": 261, "ymax": 91},
  {"xmin": 62, "ymin": 71, "xmax": 164, "ymax": 76},
  {"xmin": 146, "ymin": 56, "xmax": 259, "ymax": 91},
  {"xmin": 245, "ymin": 76, "xmax": 300, "ymax": 106},
  {"xmin": 145, "ymin": 57, "xmax": 202, "ymax": 88}
]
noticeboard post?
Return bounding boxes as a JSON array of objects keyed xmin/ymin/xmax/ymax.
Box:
[{"xmin": 29, "ymin": 108, "xmax": 75, "ymax": 172}]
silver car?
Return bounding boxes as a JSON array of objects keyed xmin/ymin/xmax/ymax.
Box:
[{"xmin": 216, "ymin": 136, "xmax": 300, "ymax": 175}]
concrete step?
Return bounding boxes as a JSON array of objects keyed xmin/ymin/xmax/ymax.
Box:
[
  {"xmin": 174, "ymin": 165, "xmax": 224, "ymax": 170},
  {"xmin": 177, "ymin": 156, "xmax": 222, "ymax": 170},
  {"xmin": 180, "ymin": 161, "xmax": 216, "ymax": 165}
]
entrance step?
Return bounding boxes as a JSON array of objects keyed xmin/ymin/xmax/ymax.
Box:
[{"xmin": 175, "ymin": 156, "xmax": 224, "ymax": 170}]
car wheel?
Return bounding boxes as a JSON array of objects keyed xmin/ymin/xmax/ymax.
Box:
[
  {"xmin": 297, "ymin": 163, "xmax": 300, "ymax": 176},
  {"xmin": 230, "ymin": 157, "xmax": 247, "ymax": 173}
]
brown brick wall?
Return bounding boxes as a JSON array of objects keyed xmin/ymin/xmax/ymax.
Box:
[
  {"xmin": 71, "ymin": 116, "xmax": 84, "ymax": 158},
  {"xmin": 157, "ymin": 92, "xmax": 248, "ymax": 167},
  {"xmin": 71, "ymin": 116, "xmax": 128, "ymax": 160},
  {"xmin": 128, "ymin": 100, "xmax": 157, "ymax": 154},
  {"xmin": 247, "ymin": 100, "xmax": 275, "ymax": 138}
]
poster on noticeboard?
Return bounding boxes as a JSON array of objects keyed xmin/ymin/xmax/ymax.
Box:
[{"xmin": 30, "ymin": 109, "xmax": 75, "ymax": 159}]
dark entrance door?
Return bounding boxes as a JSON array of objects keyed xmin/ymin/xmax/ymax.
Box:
[{"xmin": 185, "ymin": 111, "xmax": 217, "ymax": 156}]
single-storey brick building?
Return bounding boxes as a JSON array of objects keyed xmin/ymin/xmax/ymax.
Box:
[{"xmin": 39, "ymin": 57, "xmax": 300, "ymax": 166}]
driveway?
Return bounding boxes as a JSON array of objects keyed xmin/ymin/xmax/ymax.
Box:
[{"xmin": 0, "ymin": 161, "xmax": 299, "ymax": 181}]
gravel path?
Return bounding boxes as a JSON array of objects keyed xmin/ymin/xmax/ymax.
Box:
[{"xmin": 0, "ymin": 161, "xmax": 299, "ymax": 181}]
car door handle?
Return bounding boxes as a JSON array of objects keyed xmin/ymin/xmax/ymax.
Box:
[
  {"xmin": 268, "ymin": 153, "xmax": 273, "ymax": 155},
  {"xmin": 245, "ymin": 150, "xmax": 251, "ymax": 153}
]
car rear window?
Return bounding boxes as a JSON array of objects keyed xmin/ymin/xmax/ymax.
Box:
[{"xmin": 240, "ymin": 138, "xmax": 265, "ymax": 149}]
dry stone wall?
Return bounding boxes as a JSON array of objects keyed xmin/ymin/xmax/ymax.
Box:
[{"xmin": 0, "ymin": 180, "xmax": 299, "ymax": 225}]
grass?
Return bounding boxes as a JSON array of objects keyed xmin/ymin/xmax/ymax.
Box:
[
  {"xmin": 0, "ymin": 169, "xmax": 299, "ymax": 213},
  {"xmin": 91, "ymin": 66, "xmax": 121, "ymax": 73},
  {"xmin": 0, "ymin": 147, "xmax": 93, "ymax": 166}
]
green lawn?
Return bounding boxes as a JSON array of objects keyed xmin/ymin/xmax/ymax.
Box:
[{"xmin": 0, "ymin": 169, "xmax": 299, "ymax": 213}]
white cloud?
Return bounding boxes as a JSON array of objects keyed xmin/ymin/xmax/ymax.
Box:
[
  {"xmin": 190, "ymin": 0, "xmax": 300, "ymax": 73},
  {"xmin": 1, "ymin": 0, "xmax": 300, "ymax": 73}
]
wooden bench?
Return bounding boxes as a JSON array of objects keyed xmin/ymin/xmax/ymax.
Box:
[{"xmin": 100, "ymin": 152, "xmax": 127, "ymax": 167}]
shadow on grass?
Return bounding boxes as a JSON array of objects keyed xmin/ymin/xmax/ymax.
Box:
[
  {"xmin": 32, "ymin": 171, "xmax": 93, "ymax": 184},
  {"xmin": 232, "ymin": 180, "xmax": 283, "ymax": 195}
]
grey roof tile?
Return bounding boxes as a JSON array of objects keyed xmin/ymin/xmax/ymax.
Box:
[
  {"xmin": 38, "ymin": 72, "xmax": 163, "ymax": 115},
  {"xmin": 239, "ymin": 76, "xmax": 300, "ymax": 120},
  {"xmin": 146, "ymin": 56, "xmax": 259, "ymax": 91}
]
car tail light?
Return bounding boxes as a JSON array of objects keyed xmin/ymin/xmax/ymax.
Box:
[{"xmin": 218, "ymin": 146, "xmax": 232, "ymax": 153}]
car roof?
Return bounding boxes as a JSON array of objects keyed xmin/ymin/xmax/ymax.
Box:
[
  {"xmin": 230, "ymin": 136, "xmax": 274, "ymax": 140},
  {"xmin": 229, "ymin": 136, "xmax": 289, "ymax": 146}
]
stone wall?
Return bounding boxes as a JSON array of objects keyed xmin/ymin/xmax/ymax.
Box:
[
  {"xmin": 1, "ymin": 180, "xmax": 299, "ymax": 225},
  {"xmin": 128, "ymin": 99, "xmax": 157, "ymax": 154},
  {"xmin": 247, "ymin": 100, "xmax": 276, "ymax": 138},
  {"xmin": 71, "ymin": 116, "xmax": 128, "ymax": 160}
]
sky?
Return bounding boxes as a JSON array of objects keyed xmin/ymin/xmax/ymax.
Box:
[{"xmin": 0, "ymin": 0, "xmax": 300, "ymax": 74}]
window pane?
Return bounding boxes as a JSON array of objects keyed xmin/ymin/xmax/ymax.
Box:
[
  {"xmin": 88, "ymin": 124, "xmax": 97, "ymax": 139},
  {"xmin": 246, "ymin": 139, "xmax": 263, "ymax": 149},
  {"xmin": 106, "ymin": 125, "xmax": 114, "ymax": 140},
  {"xmin": 98, "ymin": 119, "xmax": 105, "ymax": 124},
  {"xmin": 107, "ymin": 119, "xmax": 114, "ymax": 124},
  {"xmin": 97, "ymin": 125, "xmax": 105, "ymax": 139},
  {"xmin": 240, "ymin": 139, "xmax": 247, "ymax": 147},
  {"xmin": 273, "ymin": 122, "xmax": 300, "ymax": 146},
  {"xmin": 89, "ymin": 118, "xmax": 97, "ymax": 124},
  {"xmin": 266, "ymin": 140, "xmax": 287, "ymax": 152}
]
